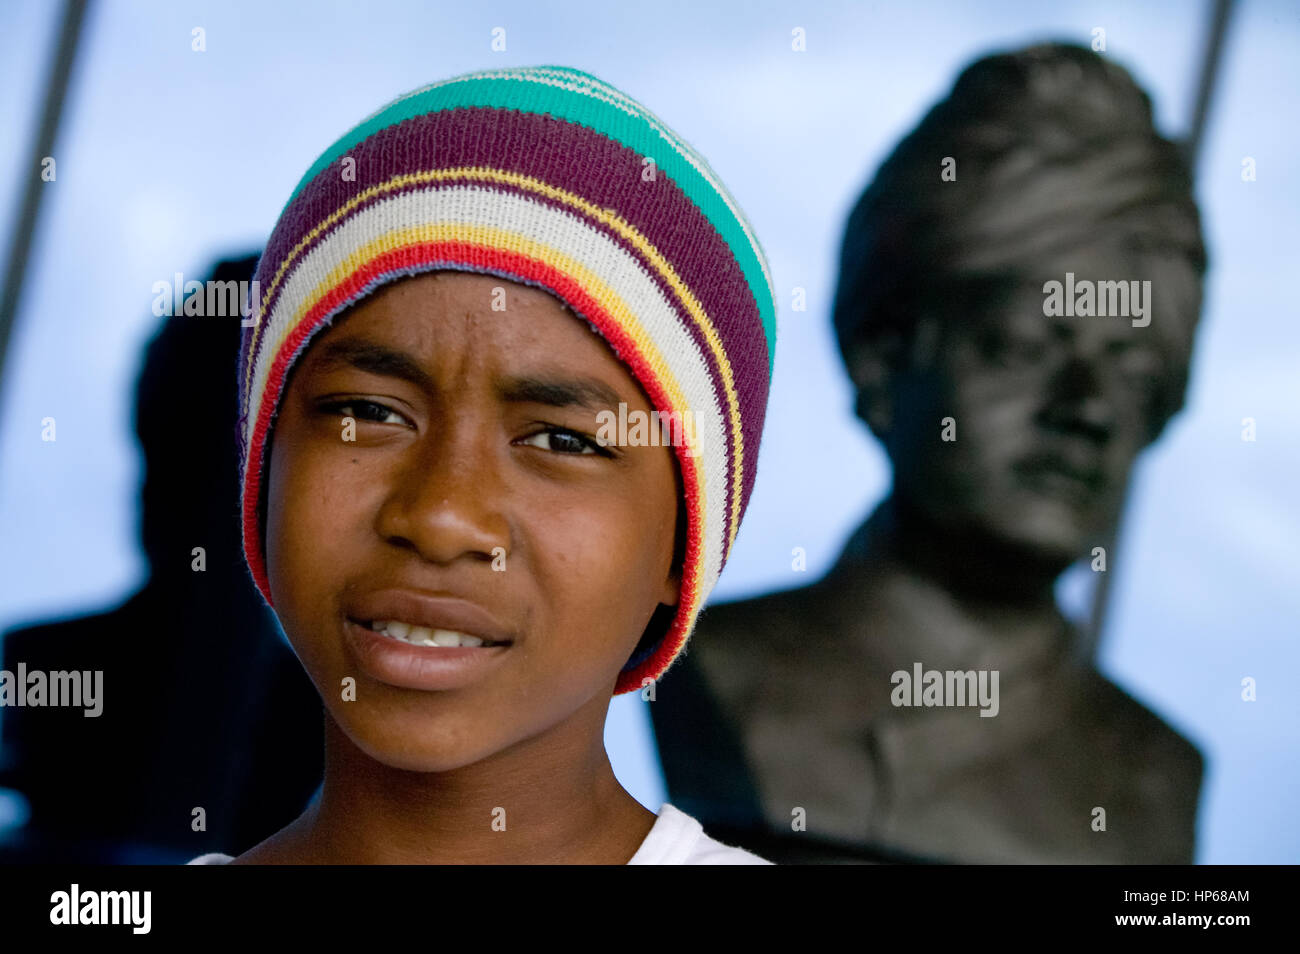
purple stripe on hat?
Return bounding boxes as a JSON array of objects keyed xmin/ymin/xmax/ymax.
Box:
[
  {"xmin": 245, "ymin": 105, "xmax": 768, "ymax": 505},
  {"xmin": 259, "ymin": 108, "xmax": 761, "ymax": 356},
  {"xmin": 260, "ymin": 173, "xmax": 741, "ymax": 550}
]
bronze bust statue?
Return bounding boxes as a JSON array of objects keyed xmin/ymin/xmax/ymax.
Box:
[{"xmin": 651, "ymin": 43, "xmax": 1207, "ymax": 864}]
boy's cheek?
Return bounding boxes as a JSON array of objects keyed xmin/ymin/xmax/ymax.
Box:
[
  {"xmin": 265, "ymin": 458, "xmax": 369, "ymax": 647},
  {"xmin": 533, "ymin": 507, "xmax": 670, "ymax": 667}
]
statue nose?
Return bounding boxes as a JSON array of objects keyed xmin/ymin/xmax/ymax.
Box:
[{"xmin": 1041, "ymin": 358, "xmax": 1114, "ymax": 444}]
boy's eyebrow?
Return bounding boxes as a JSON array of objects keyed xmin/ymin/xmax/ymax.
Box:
[
  {"xmin": 501, "ymin": 375, "xmax": 623, "ymax": 412},
  {"xmin": 310, "ymin": 338, "xmax": 439, "ymax": 392},
  {"xmin": 307, "ymin": 338, "xmax": 623, "ymax": 410}
]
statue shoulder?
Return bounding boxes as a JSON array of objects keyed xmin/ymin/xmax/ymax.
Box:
[
  {"xmin": 1080, "ymin": 666, "xmax": 1205, "ymax": 787},
  {"xmin": 695, "ymin": 582, "xmax": 824, "ymax": 644}
]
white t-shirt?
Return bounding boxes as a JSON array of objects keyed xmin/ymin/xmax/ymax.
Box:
[{"xmin": 186, "ymin": 803, "xmax": 771, "ymax": 865}]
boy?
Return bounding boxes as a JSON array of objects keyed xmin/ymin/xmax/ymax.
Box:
[{"xmin": 187, "ymin": 65, "xmax": 776, "ymax": 864}]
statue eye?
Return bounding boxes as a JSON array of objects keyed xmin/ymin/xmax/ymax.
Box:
[
  {"xmin": 981, "ymin": 329, "xmax": 1048, "ymax": 366},
  {"xmin": 1109, "ymin": 342, "xmax": 1163, "ymax": 379}
]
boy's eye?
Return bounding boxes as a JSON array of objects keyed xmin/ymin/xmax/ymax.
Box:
[
  {"xmin": 321, "ymin": 399, "xmax": 409, "ymax": 426},
  {"xmin": 516, "ymin": 427, "xmax": 607, "ymax": 456}
]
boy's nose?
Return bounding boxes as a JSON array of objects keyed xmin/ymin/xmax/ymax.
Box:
[{"xmin": 373, "ymin": 419, "xmax": 510, "ymax": 566}]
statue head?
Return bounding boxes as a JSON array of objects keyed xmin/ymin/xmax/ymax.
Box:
[{"xmin": 833, "ymin": 43, "xmax": 1207, "ymax": 567}]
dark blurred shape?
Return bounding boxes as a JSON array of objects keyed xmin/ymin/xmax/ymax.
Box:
[
  {"xmin": 653, "ymin": 43, "xmax": 1206, "ymax": 863},
  {"xmin": 0, "ymin": 254, "xmax": 323, "ymax": 863}
]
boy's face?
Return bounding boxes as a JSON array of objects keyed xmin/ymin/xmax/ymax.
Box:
[{"xmin": 264, "ymin": 271, "xmax": 681, "ymax": 772}]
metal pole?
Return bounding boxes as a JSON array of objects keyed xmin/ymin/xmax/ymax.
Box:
[
  {"xmin": 0, "ymin": 0, "xmax": 92, "ymax": 386},
  {"xmin": 1084, "ymin": 0, "xmax": 1235, "ymax": 659}
]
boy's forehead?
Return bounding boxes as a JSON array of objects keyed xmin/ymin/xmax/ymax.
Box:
[
  {"xmin": 316, "ymin": 272, "xmax": 599, "ymax": 355},
  {"xmin": 298, "ymin": 272, "xmax": 637, "ymax": 396}
]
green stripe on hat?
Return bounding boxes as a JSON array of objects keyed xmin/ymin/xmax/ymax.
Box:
[{"xmin": 281, "ymin": 65, "xmax": 776, "ymax": 372}]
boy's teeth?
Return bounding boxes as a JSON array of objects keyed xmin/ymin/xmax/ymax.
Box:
[{"xmin": 372, "ymin": 621, "xmax": 486, "ymax": 648}]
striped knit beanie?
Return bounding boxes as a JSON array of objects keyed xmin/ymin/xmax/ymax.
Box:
[{"xmin": 236, "ymin": 66, "xmax": 776, "ymax": 695}]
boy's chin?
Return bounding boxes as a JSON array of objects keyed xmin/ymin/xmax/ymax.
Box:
[
  {"xmin": 345, "ymin": 718, "xmax": 504, "ymax": 774},
  {"xmin": 318, "ymin": 696, "xmax": 502, "ymax": 772}
]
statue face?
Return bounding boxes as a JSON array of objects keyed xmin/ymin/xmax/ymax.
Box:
[{"xmin": 887, "ymin": 245, "xmax": 1172, "ymax": 565}]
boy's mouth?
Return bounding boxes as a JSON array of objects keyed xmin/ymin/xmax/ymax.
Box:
[
  {"xmin": 363, "ymin": 620, "xmax": 508, "ymax": 649},
  {"xmin": 342, "ymin": 589, "xmax": 516, "ymax": 663}
]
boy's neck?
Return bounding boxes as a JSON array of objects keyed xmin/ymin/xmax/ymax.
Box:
[{"xmin": 241, "ymin": 711, "xmax": 656, "ymax": 864}]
